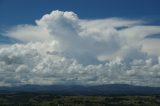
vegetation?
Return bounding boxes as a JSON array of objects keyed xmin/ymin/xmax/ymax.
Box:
[{"xmin": 0, "ymin": 93, "xmax": 159, "ymax": 106}]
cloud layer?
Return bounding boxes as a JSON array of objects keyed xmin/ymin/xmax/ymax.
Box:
[{"xmin": 1, "ymin": 10, "xmax": 160, "ymax": 87}]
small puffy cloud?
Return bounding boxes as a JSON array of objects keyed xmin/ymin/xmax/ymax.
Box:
[{"xmin": 0, "ymin": 10, "xmax": 160, "ymax": 87}]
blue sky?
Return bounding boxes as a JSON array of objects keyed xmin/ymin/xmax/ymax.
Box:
[
  {"xmin": 1, "ymin": 0, "xmax": 160, "ymax": 87},
  {"xmin": 0, "ymin": 0, "xmax": 160, "ymax": 26}
]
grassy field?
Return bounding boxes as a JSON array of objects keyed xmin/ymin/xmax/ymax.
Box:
[{"xmin": 0, "ymin": 93, "xmax": 160, "ymax": 106}]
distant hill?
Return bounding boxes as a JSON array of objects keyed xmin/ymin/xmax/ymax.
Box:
[{"xmin": 0, "ymin": 84, "xmax": 160, "ymax": 95}]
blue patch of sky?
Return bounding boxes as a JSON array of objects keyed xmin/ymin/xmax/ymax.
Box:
[
  {"xmin": 0, "ymin": 35, "xmax": 17, "ymax": 44},
  {"xmin": 146, "ymin": 34, "xmax": 160, "ymax": 39}
]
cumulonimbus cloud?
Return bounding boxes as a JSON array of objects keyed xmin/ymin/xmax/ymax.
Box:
[{"xmin": 0, "ymin": 10, "xmax": 160, "ymax": 87}]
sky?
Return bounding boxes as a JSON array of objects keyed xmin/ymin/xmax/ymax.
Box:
[
  {"xmin": 1, "ymin": 0, "xmax": 160, "ymax": 26},
  {"xmin": 0, "ymin": 0, "xmax": 160, "ymax": 87}
]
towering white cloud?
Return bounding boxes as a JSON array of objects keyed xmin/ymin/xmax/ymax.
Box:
[{"xmin": 0, "ymin": 10, "xmax": 160, "ymax": 87}]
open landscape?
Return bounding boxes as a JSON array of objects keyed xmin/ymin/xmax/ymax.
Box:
[{"xmin": 0, "ymin": 93, "xmax": 160, "ymax": 106}]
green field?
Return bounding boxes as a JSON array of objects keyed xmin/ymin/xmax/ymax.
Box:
[{"xmin": 0, "ymin": 93, "xmax": 160, "ymax": 106}]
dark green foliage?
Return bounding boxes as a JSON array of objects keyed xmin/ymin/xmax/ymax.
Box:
[{"xmin": 0, "ymin": 93, "xmax": 159, "ymax": 106}]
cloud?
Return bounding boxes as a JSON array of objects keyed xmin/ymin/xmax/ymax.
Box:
[
  {"xmin": 0, "ymin": 10, "xmax": 160, "ymax": 87},
  {"xmin": 142, "ymin": 39, "xmax": 160, "ymax": 56},
  {"xmin": 0, "ymin": 43, "xmax": 160, "ymax": 87},
  {"xmin": 4, "ymin": 25, "xmax": 51, "ymax": 43}
]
